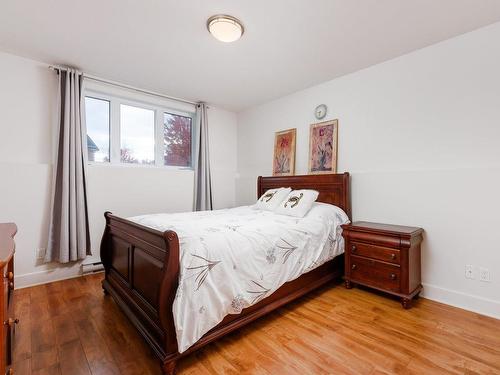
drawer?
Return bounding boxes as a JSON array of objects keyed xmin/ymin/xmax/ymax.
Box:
[
  {"xmin": 350, "ymin": 241, "xmax": 400, "ymax": 264},
  {"xmin": 344, "ymin": 230, "xmax": 400, "ymax": 248},
  {"xmin": 349, "ymin": 255, "xmax": 401, "ymax": 292}
]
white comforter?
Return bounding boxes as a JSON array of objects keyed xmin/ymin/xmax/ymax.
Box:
[{"xmin": 129, "ymin": 203, "xmax": 349, "ymax": 353}]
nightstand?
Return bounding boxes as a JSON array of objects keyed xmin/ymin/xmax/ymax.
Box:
[{"xmin": 341, "ymin": 221, "xmax": 423, "ymax": 309}]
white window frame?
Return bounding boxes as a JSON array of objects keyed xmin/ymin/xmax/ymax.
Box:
[{"xmin": 85, "ymin": 89, "xmax": 196, "ymax": 170}]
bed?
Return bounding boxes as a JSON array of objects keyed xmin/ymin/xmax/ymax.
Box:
[{"xmin": 100, "ymin": 173, "xmax": 351, "ymax": 374}]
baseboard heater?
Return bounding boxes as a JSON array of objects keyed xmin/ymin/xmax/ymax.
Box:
[{"xmin": 81, "ymin": 261, "xmax": 104, "ymax": 275}]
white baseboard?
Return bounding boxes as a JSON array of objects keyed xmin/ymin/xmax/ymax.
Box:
[
  {"xmin": 14, "ymin": 267, "xmax": 103, "ymax": 289},
  {"xmin": 422, "ymin": 283, "xmax": 500, "ymax": 320}
]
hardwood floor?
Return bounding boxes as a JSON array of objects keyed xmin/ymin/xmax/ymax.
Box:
[{"xmin": 12, "ymin": 273, "xmax": 500, "ymax": 375}]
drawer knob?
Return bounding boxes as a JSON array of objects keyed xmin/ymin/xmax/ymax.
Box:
[
  {"xmin": 352, "ymin": 264, "xmax": 357, "ymax": 270},
  {"xmin": 390, "ymin": 273, "xmax": 397, "ymax": 280},
  {"xmin": 391, "ymin": 253, "xmax": 396, "ymax": 260},
  {"xmin": 7, "ymin": 272, "xmax": 13, "ymax": 281},
  {"xmin": 4, "ymin": 318, "xmax": 19, "ymax": 327},
  {"xmin": 351, "ymin": 245, "xmax": 357, "ymax": 253}
]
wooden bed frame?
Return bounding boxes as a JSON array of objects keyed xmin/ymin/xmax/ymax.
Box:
[{"xmin": 100, "ymin": 173, "xmax": 351, "ymax": 374}]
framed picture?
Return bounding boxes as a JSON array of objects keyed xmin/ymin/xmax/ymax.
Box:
[
  {"xmin": 273, "ymin": 128, "xmax": 296, "ymax": 176},
  {"xmin": 308, "ymin": 119, "xmax": 338, "ymax": 174}
]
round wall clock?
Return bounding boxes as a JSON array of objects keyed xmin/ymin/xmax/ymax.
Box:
[{"xmin": 314, "ymin": 104, "xmax": 327, "ymax": 120}]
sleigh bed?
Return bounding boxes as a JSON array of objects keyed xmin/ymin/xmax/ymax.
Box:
[{"xmin": 100, "ymin": 173, "xmax": 351, "ymax": 374}]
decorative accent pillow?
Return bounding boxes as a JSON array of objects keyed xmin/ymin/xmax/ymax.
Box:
[
  {"xmin": 274, "ymin": 189, "xmax": 319, "ymax": 217},
  {"xmin": 255, "ymin": 187, "xmax": 292, "ymax": 211}
]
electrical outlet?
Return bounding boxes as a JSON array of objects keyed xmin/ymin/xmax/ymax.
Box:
[
  {"xmin": 36, "ymin": 248, "xmax": 46, "ymax": 260},
  {"xmin": 479, "ymin": 267, "xmax": 491, "ymax": 282},
  {"xmin": 465, "ymin": 265, "xmax": 474, "ymax": 279}
]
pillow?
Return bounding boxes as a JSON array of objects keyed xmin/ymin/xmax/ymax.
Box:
[
  {"xmin": 255, "ymin": 187, "xmax": 291, "ymax": 211},
  {"xmin": 308, "ymin": 202, "xmax": 350, "ymax": 225},
  {"xmin": 274, "ymin": 189, "xmax": 319, "ymax": 217}
]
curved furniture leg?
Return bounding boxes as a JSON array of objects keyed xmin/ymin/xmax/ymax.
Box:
[
  {"xmin": 345, "ymin": 279, "xmax": 353, "ymax": 289},
  {"xmin": 401, "ymin": 297, "xmax": 412, "ymax": 309}
]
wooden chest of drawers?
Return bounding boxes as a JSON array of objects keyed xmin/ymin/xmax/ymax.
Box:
[
  {"xmin": 0, "ymin": 224, "xmax": 16, "ymax": 375},
  {"xmin": 341, "ymin": 221, "xmax": 423, "ymax": 309}
]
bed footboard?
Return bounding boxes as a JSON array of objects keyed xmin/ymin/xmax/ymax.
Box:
[{"xmin": 100, "ymin": 212, "xmax": 180, "ymax": 363}]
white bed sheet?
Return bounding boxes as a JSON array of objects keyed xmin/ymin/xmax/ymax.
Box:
[{"xmin": 129, "ymin": 202, "xmax": 349, "ymax": 353}]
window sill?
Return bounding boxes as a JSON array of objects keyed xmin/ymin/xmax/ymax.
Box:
[{"xmin": 87, "ymin": 162, "xmax": 194, "ymax": 172}]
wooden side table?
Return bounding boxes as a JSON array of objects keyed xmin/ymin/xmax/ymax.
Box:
[
  {"xmin": 341, "ymin": 221, "xmax": 423, "ymax": 309},
  {"xmin": 0, "ymin": 223, "xmax": 16, "ymax": 374}
]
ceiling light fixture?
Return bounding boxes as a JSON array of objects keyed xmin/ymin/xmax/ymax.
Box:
[{"xmin": 207, "ymin": 15, "xmax": 244, "ymax": 43}]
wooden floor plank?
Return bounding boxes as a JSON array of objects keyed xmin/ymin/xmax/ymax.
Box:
[
  {"xmin": 12, "ymin": 358, "xmax": 31, "ymax": 375},
  {"xmin": 30, "ymin": 348, "xmax": 58, "ymax": 373},
  {"xmin": 53, "ymin": 313, "xmax": 79, "ymax": 346},
  {"xmin": 91, "ymin": 303, "xmax": 158, "ymax": 375},
  {"xmin": 75, "ymin": 317, "xmax": 121, "ymax": 375},
  {"xmin": 46, "ymin": 291, "xmax": 70, "ymax": 317},
  {"xmin": 58, "ymin": 339, "xmax": 92, "ymax": 375},
  {"xmin": 31, "ymin": 363, "xmax": 61, "ymax": 375},
  {"xmin": 12, "ymin": 273, "xmax": 500, "ymax": 375},
  {"xmin": 30, "ymin": 316, "xmax": 58, "ymax": 372}
]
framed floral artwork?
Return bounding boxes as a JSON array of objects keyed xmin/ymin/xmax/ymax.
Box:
[
  {"xmin": 308, "ymin": 120, "xmax": 338, "ymax": 174},
  {"xmin": 273, "ymin": 128, "xmax": 296, "ymax": 176}
]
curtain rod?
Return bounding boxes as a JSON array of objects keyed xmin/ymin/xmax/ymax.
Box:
[{"xmin": 48, "ymin": 65, "xmax": 199, "ymax": 107}]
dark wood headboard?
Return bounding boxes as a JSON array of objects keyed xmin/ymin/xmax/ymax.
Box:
[{"xmin": 257, "ymin": 173, "xmax": 351, "ymax": 219}]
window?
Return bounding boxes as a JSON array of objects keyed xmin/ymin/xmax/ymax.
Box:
[
  {"xmin": 85, "ymin": 97, "xmax": 110, "ymax": 162},
  {"xmin": 120, "ymin": 104, "xmax": 155, "ymax": 165},
  {"xmin": 84, "ymin": 91, "xmax": 194, "ymax": 168},
  {"xmin": 164, "ymin": 112, "xmax": 192, "ymax": 167}
]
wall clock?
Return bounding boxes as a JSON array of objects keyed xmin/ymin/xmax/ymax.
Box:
[{"xmin": 314, "ymin": 104, "xmax": 327, "ymax": 120}]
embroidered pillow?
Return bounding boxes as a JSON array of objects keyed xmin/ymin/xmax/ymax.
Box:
[
  {"xmin": 274, "ymin": 189, "xmax": 319, "ymax": 217},
  {"xmin": 255, "ymin": 187, "xmax": 292, "ymax": 211}
]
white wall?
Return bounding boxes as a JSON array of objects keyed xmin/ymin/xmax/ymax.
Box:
[
  {"xmin": 237, "ymin": 23, "xmax": 500, "ymax": 318},
  {"xmin": 0, "ymin": 51, "xmax": 238, "ymax": 287}
]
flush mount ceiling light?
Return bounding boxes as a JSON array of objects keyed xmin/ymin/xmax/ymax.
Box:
[{"xmin": 207, "ymin": 15, "xmax": 244, "ymax": 43}]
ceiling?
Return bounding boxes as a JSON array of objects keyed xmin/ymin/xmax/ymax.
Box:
[{"xmin": 1, "ymin": 1, "xmax": 500, "ymax": 111}]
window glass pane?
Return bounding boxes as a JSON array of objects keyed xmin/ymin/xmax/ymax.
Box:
[
  {"xmin": 85, "ymin": 97, "xmax": 110, "ymax": 162},
  {"xmin": 163, "ymin": 112, "xmax": 192, "ymax": 167},
  {"xmin": 120, "ymin": 104, "xmax": 155, "ymax": 165}
]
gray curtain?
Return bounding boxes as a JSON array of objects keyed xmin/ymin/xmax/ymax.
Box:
[
  {"xmin": 45, "ymin": 69, "xmax": 91, "ymax": 263},
  {"xmin": 193, "ymin": 103, "xmax": 213, "ymax": 211}
]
